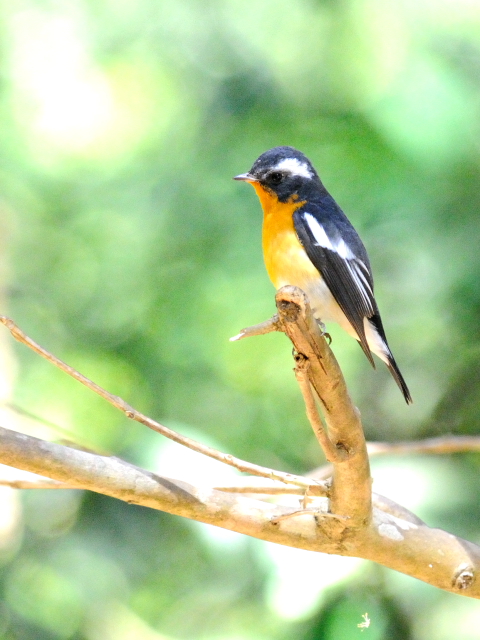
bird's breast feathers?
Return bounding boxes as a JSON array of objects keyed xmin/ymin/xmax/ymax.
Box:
[{"xmin": 260, "ymin": 191, "xmax": 348, "ymax": 326}]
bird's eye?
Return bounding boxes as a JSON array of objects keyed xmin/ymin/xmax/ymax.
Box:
[{"xmin": 268, "ymin": 171, "xmax": 283, "ymax": 185}]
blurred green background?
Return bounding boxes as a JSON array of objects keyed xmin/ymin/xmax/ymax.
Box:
[{"xmin": 0, "ymin": 0, "xmax": 479, "ymax": 637}]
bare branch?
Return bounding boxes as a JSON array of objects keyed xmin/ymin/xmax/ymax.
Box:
[
  {"xmin": 230, "ymin": 315, "xmax": 281, "ymax": 341},
  {"xmin": 293, "ymin": 354, "xmax": 340, "ymax": 462},
  {"xmin": 0, "ymin": 464, "xmax": 69, "ymax": 489},
  {"xmin": 1, "ymin": 426, "xmax": 479, "ymax": 598},
  {"xmin": 215, "ymin": 485, "xmax": 312, "ymax": 495},
  {"xmin": 309, "ymin": 435, "xmax": 480, "ymax": 480},
  {"xmin": 214, "ymin": 477, "xmax": 330, "ymax": 496},
  {"xmin": 2, "ymin": 299, "xmax": 480, "ymax": 599},
  {"xmin": 0, "ymin": 316, "xmax": 321, "ymax": 493},
  {"xmin": 0, "ymin": 477, "xmax": 68, "ymax": 489},
  {"xmin": 234, "ymin": 287, "xmax": 371, "ymax": 522},
  {"xmin": 274, "ymin": 287, "xmax": 371, "ymax": 524},
  {"xmin": 367, "ymin": 436, "xmax": 480, "ymax": 456}
]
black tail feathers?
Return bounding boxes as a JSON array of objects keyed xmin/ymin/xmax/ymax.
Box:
[{"xmin": 387, "ymin": 355, "xmax": 412, "ymax": 404}]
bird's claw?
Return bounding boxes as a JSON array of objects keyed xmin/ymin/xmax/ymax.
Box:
[{"xmin": 316, "ymin": 320, "xmax": 332, "ymax": 344}]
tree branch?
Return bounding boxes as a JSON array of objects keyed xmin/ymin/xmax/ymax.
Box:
[
  {"xmin": 0, "ymin": 426, "xmax": 478, "ymax": 597},
  {"xmin": 273, "ymin": 287, "xmax": 371, "ymax": 524},
  {"xmin": 1, "ymin": 293, "xmax": 480, "ymax": 598},
  {"xmin": 0, "ymin": 316, "xmax": 322, "ymax": 494},
  {"xmin": 367, "ymin": 436, "xmax": 480, "ymax": 456},
  {"xmin": 310, "ymin": 435, "xmax": 480, "ymax": 480},
  {"xmin": 230, "ymin": 315, "xmax": 281, "ymax": 341},
  {"xmin": 293, "ymin": 353, "xmax": 341, "ymax": 462}
]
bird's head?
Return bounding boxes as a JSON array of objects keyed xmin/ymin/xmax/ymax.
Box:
[{"xmin": 234, "ymin": 146, "xmax": 321, "ymax": 203}]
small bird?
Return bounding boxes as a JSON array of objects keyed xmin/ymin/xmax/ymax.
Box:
[{"xmin": 234, "ymin": 146, "xmax": 412, "ymax": 404}]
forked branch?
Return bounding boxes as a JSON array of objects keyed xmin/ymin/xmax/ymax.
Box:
[{"xmin": 0, "ymin": 292, "xmax": 479, "ymax": 598}]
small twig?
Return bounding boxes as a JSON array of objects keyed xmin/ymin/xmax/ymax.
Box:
[
  {"xmin": 230, "ymin": 314, "xmax": 281, "ymax": 342},
  {"xmin": 293, "ymin": 354, "xmax": 341, "ymax": 462},
  {"xmin": 308, "ymin": 464, "xmax": 333, "ymax": 481},
  {"xmin": 0, "ymin": 464, "xmax": 70, "ymax": 489},
  {"xmin": 271, "ymin": 509, "xmax": 350, "ymax": 524},
  {"xmin": 214, "ymin": 477, "xmax": 330, "ymax": 497},
  {"xmin": 367, "ymin": 435, "xmax": 480, "ymax": 456},
  {"xmin": 309, "ymin": 435, "xmax": 480, "ymax": 480},
  {"xmin": 0, "ymin": 316, "xmax": 316, "ymax": 491}
]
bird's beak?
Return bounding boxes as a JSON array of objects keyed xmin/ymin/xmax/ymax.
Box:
[{"xmin": 233, "ymin": 173, "xmax": 258, "ymax": 183}]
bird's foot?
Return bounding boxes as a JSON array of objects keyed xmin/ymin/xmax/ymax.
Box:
[{"xmin": 316, "ymin": 319, "xmax": 332, "ymax": 344}]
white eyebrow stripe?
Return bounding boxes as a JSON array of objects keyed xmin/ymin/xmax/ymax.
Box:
[{"xmin": 272, "ymin": 157, "xmax": 313, "ymax": 179}]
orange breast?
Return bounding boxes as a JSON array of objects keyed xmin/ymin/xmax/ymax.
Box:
[{"xmin": 251, "ymin": 183, "xmax": 320, "ymax": 290}]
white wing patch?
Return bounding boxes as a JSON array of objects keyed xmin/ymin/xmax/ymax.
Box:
[
  {"xmin": 304, "ymin": 213, "xmax": 354, "ymax": 259},
  {"xmin": 353, "ymin": 259, "xmax": 373, "ymax": 295},
  {"xmin": 334, "ymin": 238, "xmax": 355, "ymax": 260},
  {"xmin": 272, "ymin": 157, "xmax": 313, "ymax": 179},
  {"xmin": 304, "ymin": 212, "xmax": 374, "ymax": 313},
  {"xmin": 304, "ymin": 213, "xmax": 333, "ymax": 250}
]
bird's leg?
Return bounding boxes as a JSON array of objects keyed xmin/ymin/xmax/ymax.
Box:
[{"xmin": 315, "ymin": 318, "xmax": 332, "ymax": 344}]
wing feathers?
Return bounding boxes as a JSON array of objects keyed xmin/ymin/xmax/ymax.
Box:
[
  {"xmin": 294, "ymin": 208, "xmax": 376, "ymax": 363},
  {"xmin": 291, "ymin": 204, "xmax": 411, "ymax": 404}
]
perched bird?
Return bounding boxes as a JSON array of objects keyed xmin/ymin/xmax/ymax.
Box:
[{"xmin": 234, "ymin": 146, "xmax": 412, "ymax": 404}]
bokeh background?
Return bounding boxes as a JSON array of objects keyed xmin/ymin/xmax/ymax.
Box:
[{"xmin": 0, "ymin": 0, "xmax": 479, "ymax": 638}]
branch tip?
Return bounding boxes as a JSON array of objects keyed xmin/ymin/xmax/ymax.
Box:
[{"xmin": 230, "ymin": 315, "xmax": 281, "ymax": 341}]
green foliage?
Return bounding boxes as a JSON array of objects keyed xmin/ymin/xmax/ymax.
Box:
[{"xmin": 0, "ymin": 0, "xmax": 478, "ymax": 637}]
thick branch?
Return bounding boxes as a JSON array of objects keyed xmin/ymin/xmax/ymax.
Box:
[
  {"xmin": 232, "ymin": 287, "xmax": 371, "ymax": 523},
  {"xmin": 1, "ymin": 305, "xmax": 479, "ymax": 598},
  {"xmin": 273, "ymin": 287, "xmax": 371, "ymax": 524},
  {"xmin": 0, "ymin": 426, "xmax": 478, "ymax": 597}
]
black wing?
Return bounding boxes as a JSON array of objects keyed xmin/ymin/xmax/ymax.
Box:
[{"xmin": 293, "ymin": 204, "xmax": 378, "ymax": 366}]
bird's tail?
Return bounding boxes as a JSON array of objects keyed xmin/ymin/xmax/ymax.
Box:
[
  {"xmin": 386, "ymin": 354, "xmax": 412, "ymax": 404},
  {"xmin": 364, "ymin": 314, "xmax": 412, "ymax": 404}
]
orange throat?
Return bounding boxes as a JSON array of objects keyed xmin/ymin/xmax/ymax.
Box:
[{"xmin": 250, "ymin": 183, "xmax": 319, "ymax": 290}]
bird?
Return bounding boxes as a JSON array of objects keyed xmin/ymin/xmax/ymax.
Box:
[{"xmin": 234, "ymin": 146, "xmax": 412, "ymax": 404}]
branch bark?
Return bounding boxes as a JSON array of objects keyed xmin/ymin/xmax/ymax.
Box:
[
  {"xmin": 310, "ymin": 435, "xmax": 480, "ymax": 480},
  {"xmin": 273, "ymin": 287, "xmax": 371, "ymax": 524},
  {"xmin": 0, "ymin": 291, "xmax": 479, "ymax": 598},
  {"xmin": 0, "ymin": 426, "xmax": 478, "ymax": 597},
  {"xmin": 0, "ymin": 316, "xmax": 323, "ymax": 494}
]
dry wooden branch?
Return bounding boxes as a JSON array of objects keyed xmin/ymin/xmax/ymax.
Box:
[
  {"xmin": 230, "ymin": 315, "xmax": 281, "ymax": 341},
  {"xmin": 293, "ymin": 353, "xmax": 341, "ymax": 463},
  {"xmin": 0, "ymin": 316, "xmax": 322, "ymax": 494},
  {"xmin": 1, "ymin": 294, "xmax": 480, "ymax": 598},
  {"xmin": 0, "ymin": 426, "xmax": 478, "ymax": 597},
  {"xmin": 310, "ymin": 435, "xmax": 480, "ymax": 480},
  {"xmin": 367, "ymin": 436, "xmax": 480, "ymax": 456},
  {"xmin": 274, "ymin": 287, "xmax": 371, "ymax": 524}
]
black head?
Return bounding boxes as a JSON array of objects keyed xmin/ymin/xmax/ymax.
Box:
[{"xmin": 234, "ymin": 146, "xmax": 323, "ymax": 202}]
